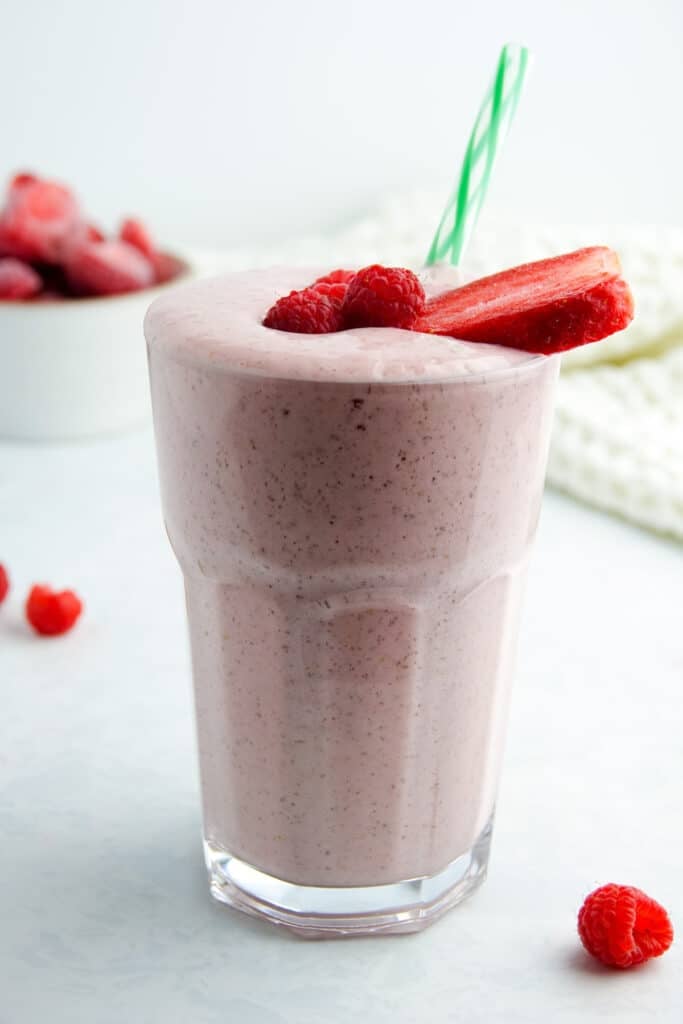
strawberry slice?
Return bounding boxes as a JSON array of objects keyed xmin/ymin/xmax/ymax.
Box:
[{"xmin": 413, "ymin": 247, "xmax": 634, "ymax": 354}]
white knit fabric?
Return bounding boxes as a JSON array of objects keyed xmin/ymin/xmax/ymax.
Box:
[
  {"xmin": 196, "ymin": 192, "xmax": 683, "ymax": 540},
  {"xmin": 550, "ymin": 346, "xmax": 683, "ymax": 538}
]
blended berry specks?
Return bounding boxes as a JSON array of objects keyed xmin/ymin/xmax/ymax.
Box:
[{"xmin": 149, "ymin": 328, "xmax": 558, "ymax": 885}]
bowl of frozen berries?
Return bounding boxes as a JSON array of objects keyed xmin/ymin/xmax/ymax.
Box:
[{"xmin": 0, "ymin": 171, "xmax": 192, "ymax": 439}]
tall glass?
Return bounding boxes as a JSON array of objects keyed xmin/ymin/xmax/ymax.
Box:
[{"xmin": 146, "ymin": 271, "xmax": 559, "ymax": 936}]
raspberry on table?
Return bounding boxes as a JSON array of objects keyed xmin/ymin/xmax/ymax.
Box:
[
  {"xmin": 0, "ymin": 564, "xmax": 9, "ymax": 604},
  {"xmin": 66, "ymin": 239, "xmax": 155, "ymax": 296},
  {"xmin": 0, "ymin": 258, "xmax": 42, "ymax": 300},
  {"xmin": 342, "ymin": 264, "xmax": 426, "ymax": 329},
  {"xmin": 578, "ymin": 883, "xmax": 674, "ymax": 968},
  {"xmin": 26, "ymin": 584, "xmax": 83, "ymax": 636},
  {"xmin": 263, "ymin": 287, "xmax": 343, "ymax": 334}
]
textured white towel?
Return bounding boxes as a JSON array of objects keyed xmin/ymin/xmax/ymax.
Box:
[{"xmin": 196, "ymin": 192, "xmax": 683, "ymax": 540}]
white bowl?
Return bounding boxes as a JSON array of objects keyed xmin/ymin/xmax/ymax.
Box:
[{"xmin": 0, "ymin": 254, "xmax": 193, "ymax": 441}]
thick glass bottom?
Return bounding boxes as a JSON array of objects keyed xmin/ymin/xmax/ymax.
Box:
[{"xmin": 204, "ymin": 817, "xmax": 493, "ymax": 937}]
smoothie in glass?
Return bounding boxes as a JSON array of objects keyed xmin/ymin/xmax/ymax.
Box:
[{"xmin": 145, "ymin": 265, "xmax": 559, "ymax": 935}]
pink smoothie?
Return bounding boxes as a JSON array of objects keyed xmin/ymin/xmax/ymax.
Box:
[{"xmin": 146, "ymin": 267, "xmax": 558, "ymax": 888}]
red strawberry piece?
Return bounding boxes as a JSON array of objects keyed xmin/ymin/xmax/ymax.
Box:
[
  {"xmin": 0, "ymin": 564, "xmax": 9, "ymax": 604},
  {"xmin": 0, "ymin": 176, "xmax": 82, "ymax": 264},
  {"xmin": 264, "ymin": 286, "xmax": 343, "ymax": 333},
  {"xmin": 413, "ymin": 247, "xmax": 634, "ymax": 354},
  {"xmin": 26, "ymin": 584, "xmax": 83, "ymax": 636},
  {"xmin": 0, "ymin": 258, "xmax": 42, "ymax": 300},
  {"xmin": 66, "ymin": 239, "xmax": 155, "ymax": 296},
  {"xmin": 578, "ymin": 883, "xmax": 674, "ymax": 969},
  {"xmin": 342, "ymin": 265, "xmax": 426, "ymax": 329},
  {"xmin": 120, "ymin": 217, "xmax": 156, "ymax": 260}
]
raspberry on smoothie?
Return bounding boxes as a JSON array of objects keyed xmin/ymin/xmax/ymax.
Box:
[{"xmin": 262, "ymin": 250, "xmax": 634, "ymax": 353}]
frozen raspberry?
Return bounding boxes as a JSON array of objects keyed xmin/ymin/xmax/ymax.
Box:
[
  {"xmin": 86, "ymin": 223, "xmax": 106, "ymax": 243},
  {"xmin": 150, "ymin": 251, "xmax": 182, "ymax": 285},
  {"xmin": 312, "ymin": 269, "xmax": 355, "ymax": 309},
  {"xmin": 120, "ymin": 218, "xmax": 156, "ymax": 260},
  {"xmin": 0, "ymin": 258, "xmax": 42, "ymax": 300},
  {"xmin": 0, "ymin": 564, "xmax": 9, "ymax": 604},
  {"xmin": 66, "ymin": 239, "xmax": 155, "ymax": 296},
  {"xmin": 26, "ymin": 584, "xmax": 83, "ymax": 636},
  {"xmin": 578, "ymin": 884, "xmax": 674, "ymax": 968},
  {"xmin": 0, "ymin": 176, "xmax": 82, "ymax": 263},
  {"xmin": 263, "ymin": 287, "xmax": 343, "ymax": 333},
  {"xmin": 342, "ymin": 265, "xmax": 425, "ymax": 329},
  {"xmin": 10, "ymin": 172, "xmax": 39, "ymax": 190}
]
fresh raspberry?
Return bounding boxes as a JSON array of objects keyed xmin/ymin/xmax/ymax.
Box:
[
  {"xmin": 0, "ymin": 258, "xmax": 42, "ymax": 300},
  {"xmin": 311, "ymin": 281, "xmax": 347, "ymax": 307},
  {"xmin": 0, "ymin": 564, "xmax": 9, "ymax": 604},
  {"xmin": 342, "ymin": 264, "xmax": 425, "ymax": 329},
  {"xmin": 26, "ymin": 584, "xmax": 83, "ymax": 636},
  {"xmin": 66, "ymin": 239, "xmax": 155, "ymax": 296},
  {"xmin": 578, "ymin": 884, "xmax": 674, "ymax": 968},
  {"xmin": 263, "ymin": 287, "xmax": 343, "ymax": 333},
  {"xmin": 0, "ymin": 176, "xmax": 82, "ymax": 263},
  {"xmin": 311, "ymin": 270, "xmax": 355, "ymax": 309},
  {"xmin": 120, "ymin": 217, "xmax": 156, "ymax": 260},
  {"xmin": 314, "ymin": 269, "xmax": 355, "ymax": 287}
]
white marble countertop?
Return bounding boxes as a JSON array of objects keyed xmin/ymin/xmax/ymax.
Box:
[{"xmin": 2, "ymin": 430, "xmax": 681, "ymax": 1023}]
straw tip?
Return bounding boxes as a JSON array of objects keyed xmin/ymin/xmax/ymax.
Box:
[{"xmin": 501, "ymin": 42, "xmax": 532, "ymax": 63}]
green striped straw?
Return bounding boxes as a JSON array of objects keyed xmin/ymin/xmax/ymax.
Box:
[{"xmin": 426, "ymin": 43, "xmax": 530, "ymax": 267}]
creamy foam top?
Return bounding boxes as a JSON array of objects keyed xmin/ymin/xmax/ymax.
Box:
[{"xmin": 145, "ymin": 266, "xmax": 540, "ymax": 384}]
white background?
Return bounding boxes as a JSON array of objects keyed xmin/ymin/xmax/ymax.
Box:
[{"xmin": 2, "ymin": 0, "xmax": 682, "ymax": 248}]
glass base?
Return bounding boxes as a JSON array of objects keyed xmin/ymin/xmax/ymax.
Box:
[{"xmin": 204, "ymin": 817, "xmax": 493, "ymax": 938}]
